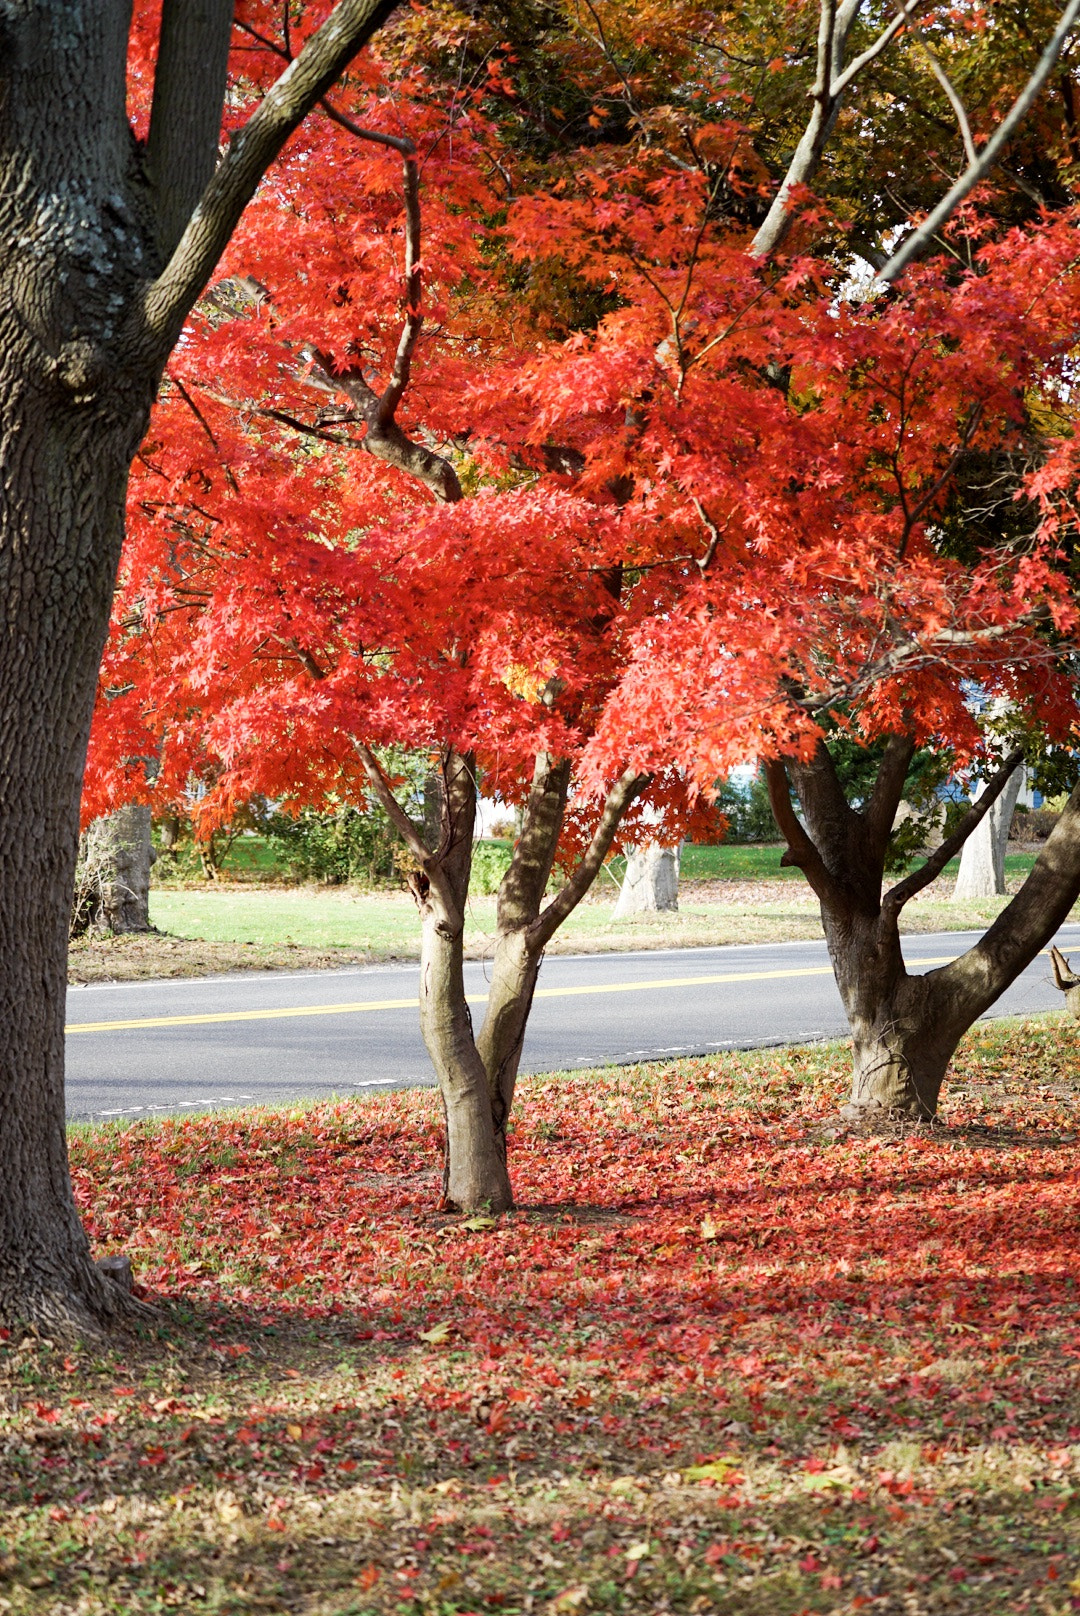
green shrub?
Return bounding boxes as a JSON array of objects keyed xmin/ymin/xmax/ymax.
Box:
[
  {"xmin": 469, "ymin": 839, "xmax": 514, "ymax": 895},
  {"xmin": 264, "ymin": 806, "xmax": 400, "ymax": 886}
]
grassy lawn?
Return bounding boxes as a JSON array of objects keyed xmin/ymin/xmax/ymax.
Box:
[
  {"xmin": 62, "ymin": 845, "xmax": 1070, "ymax": 982},
  {"xmin": 159, "ymin": 838, "xmax": 1044, "ymax": 888},
  {"xmin": 2, "ymin": 1017, "xmax": 1078, "ymax": 1612}
]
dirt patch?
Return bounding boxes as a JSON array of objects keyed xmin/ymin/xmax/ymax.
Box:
[{"xmin": 68, "ymin": 931, "xmax": 382, "ymax": 984}]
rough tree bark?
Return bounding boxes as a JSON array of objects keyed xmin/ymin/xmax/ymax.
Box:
[
  {"xmin": 613, "ymin": 843, "xmax": 680, "ymax": 917},
  {"xmin": 0, "ymin": 0, "xmax": 400, "ymax": 1331},
  {"xmin": 767, "ymin": 738, "xmax": 1080, "ymax": 1121},
  {"xmin": 952, "ymin": 767, "xmax": 1023, "ymax": 899},
  {"xmin": 78, "ymin": 806, "xmax": 157, "ymax": 934}
]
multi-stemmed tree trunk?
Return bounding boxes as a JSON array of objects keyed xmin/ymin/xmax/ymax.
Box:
[
  {"xmin": 362, "ymin": 744, "xmax": 644, "ymax": 1211},
  {"xmin": 766, "ymin": 737, "xmax": 1080, "ymax": 1121},
  {"xmin": 0, "ymin": 0, "xmax": 399, "ymax": 1331}
]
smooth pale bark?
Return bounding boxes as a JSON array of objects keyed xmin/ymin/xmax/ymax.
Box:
[
  {"xmin": 613, "ymin": 843, "xmax": 680, "ymax": 917},
  {"xmin": 953, "ymin": 769, "xmax": 1022, "ymax": 899},
  {"xmin": 768, "ymin": 741, "xmax": 1079, "ymax": 1120},
  {"xmin": 0, "ymin": 0, "xmax": 399, "ymax": 1331},
  {"xmin": 361, "ymin": 746, "xmax": 645, "ymax": 1209}
]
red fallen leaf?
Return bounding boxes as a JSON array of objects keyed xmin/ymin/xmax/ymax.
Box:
[{"xmin": 799, "ymin": 1555, "xmax": 822, "ymax": 1573}]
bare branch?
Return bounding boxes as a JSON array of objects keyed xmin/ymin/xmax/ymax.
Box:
[
  {"xmin": 751, "ymin": 0, "xmax": 930, "ymax": 259},
  {"xmin": 898, "ymin": 3, "xmax": 978, "ymax": 165},
  {"xmin": 882, "ymin": 747, "xmax": 1024, "ymax": 911},
  {"xmin": 355, "ymin": 742, "xmax": 439, "ymax": 872},
  {"xmin": 879, "ymin": 0, "xmax": 1080, "ymax": 284},
  {"xmin": 764, "ymin": 757, "xmax": 843, "ymax": 906},
  {"xmin": 532, "ymin": 770, "xmax": 648, "ymax": 946}
]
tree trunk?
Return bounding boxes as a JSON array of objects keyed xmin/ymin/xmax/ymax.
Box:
[
  {"xmin": 0, "ymin": 383, "xmax": 150, "ymax": 1330},
  {"xmin": 476, "ymin": 926, "xmax": 543, "ymax": 1157},
  {"xmin": 0, "ymin": 0, "xmax": 401, "ymax": 1328},
  {"xmin": 418, "ymin": 903, "xmax": 513, "ymax": 1214},
  {"xmin": 613, "ymin": 842, "xmax": 680, "ymax": 917},
  {"xmin": 80, "ymin": 805, "xmax": 157, "ymax": 933},
  {"xmin": 825, "ymin": 908, "xmax": 962, "ymax": 1120},
  {"xmin": 953, "ymin": 767, "xmax": 1023, "ymax": 899},
  {"xmin": 768, "ymin": 742, "xmax": 1080, "ymax": 1126},
  {"xmin": 406, "ymin": 750, "xmax": 512, "ymax": 1213}
]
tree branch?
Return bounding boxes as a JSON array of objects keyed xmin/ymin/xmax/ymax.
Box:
[
  {"xmin": 763, "ymin": 757, "xmax": 844, "ymax": 907},
  {"xmin": 146, "ymin": 0, "xmax": 236, "ymax": 261},
  {"xmin": 531, "ymin": 769, "xmax": 648, "ymax": 947},
  {"xmin": 751, "ymin": 0, "xmax": 927, "ymax": 259},
  {"xmin": 878, "ymin": 0, "xmax": 1080, "ymax": 284},
  {"xmin": 863, "ymin": 730, "xmax": 917, "ymax": 858},
  {"xmin": 355, "ymin": 743, "xmax": 428, "ymax": 860},
  {"xmin": 143, "ymin": 0, "xmax": 402, "ymax": 352},
  {"xmin": 882, "ymin": 746, "xmax": 1024, "ymax": 912}
]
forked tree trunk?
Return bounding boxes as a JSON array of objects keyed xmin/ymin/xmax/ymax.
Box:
[
  {"xmin": 419, "ymin": 907, "xmax": 513, "ymax": 1213},
  {"xmin": 825, "ymin": 909, "xmax": 968, "ymax": 1119},
  {"xmin": 364, "ymin": 745, "xmax": 645, "ymax": 1210},
  {"xmin": 402, "ymin": 750, "xmax": 513, "ymax": 1212},
  {"xmin": 768, "ymin": 741, "xmax": 1080, "ymax": 1123},
  {"xmin": 0, "ymin": 0, "xmax": 401, "ymax": 1329}
]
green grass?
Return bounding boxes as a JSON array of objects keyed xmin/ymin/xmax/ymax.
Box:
[{"xmin": 675, "ymin": 843, "xmax": 1041, "ymax": 882}]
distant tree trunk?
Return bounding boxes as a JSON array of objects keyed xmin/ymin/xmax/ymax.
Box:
[
  {"xmin": 613, "ymin": 842, "xmax": 680, "ymax": 917},
  {"xmin": 953, "ymin": 768, "xmax": 1023, "ymax": 899},
  {"xmin": 766, "ymin": 741, "xmax": 1080, "ymax": 1122},
  {"xmin": 79, "ymin": 806, "xmax": 157, "ymax": 934}
]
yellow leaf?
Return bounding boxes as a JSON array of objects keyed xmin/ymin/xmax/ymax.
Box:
[
  {"xmin": 418, "ymin": 1321, "xmax": 452, "ymax": 1344},
  {"xmin": 215, "ymin": 1490, "xmax": 242, "ymax": 1523},
  {"xmin": 550, "ymin": 1585, "xmax": 591, "ymax": 1611},
  {"xmin": 461, "ymin": 1215, "xmax": 498, "ymax": 1232},
  {"xmin": 625, "ymin": 1541, "xmax": 650, "ymax": 1561},
  {"xmin": 700, "ymin": 1217, "xmax": 720, "ymax": 1241},
  {"xmin": 286, "ymin": 1423, "xmax": 303, "ymax": 1440},
  {"xmin": 683, "ymin": 1458, "xmax": 736, "ymax": 1483}
]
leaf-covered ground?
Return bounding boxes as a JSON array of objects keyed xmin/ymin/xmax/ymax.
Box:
[{"xmin": 4, "ymin": 1017, "xmax": 1080, "ymax": 1614}]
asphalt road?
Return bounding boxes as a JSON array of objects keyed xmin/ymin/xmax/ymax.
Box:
[{"xmin": 64, "ymin": 924, "xmax": 1080, "ymax": 1121}]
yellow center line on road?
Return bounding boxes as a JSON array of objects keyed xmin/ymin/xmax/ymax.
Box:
[{"xmin": 63, "ymin": 952, "xmax": 983, "ymax": 1035}]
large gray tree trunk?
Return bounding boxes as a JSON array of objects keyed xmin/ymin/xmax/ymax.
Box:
[
  {"xmin": 953, "ymin": 768, "xmax": 1023, "ymax": 899},
  {"xmin": 0, "ymin": 0, "xmax": 399, "ymax": 1330},
  {"xmin": 613, "ymin": 843, "xmax": 680, "ymax": 917},
  {"xmin": 77, "ymin": 806, "xmax": 156, "ymax": 934}
]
